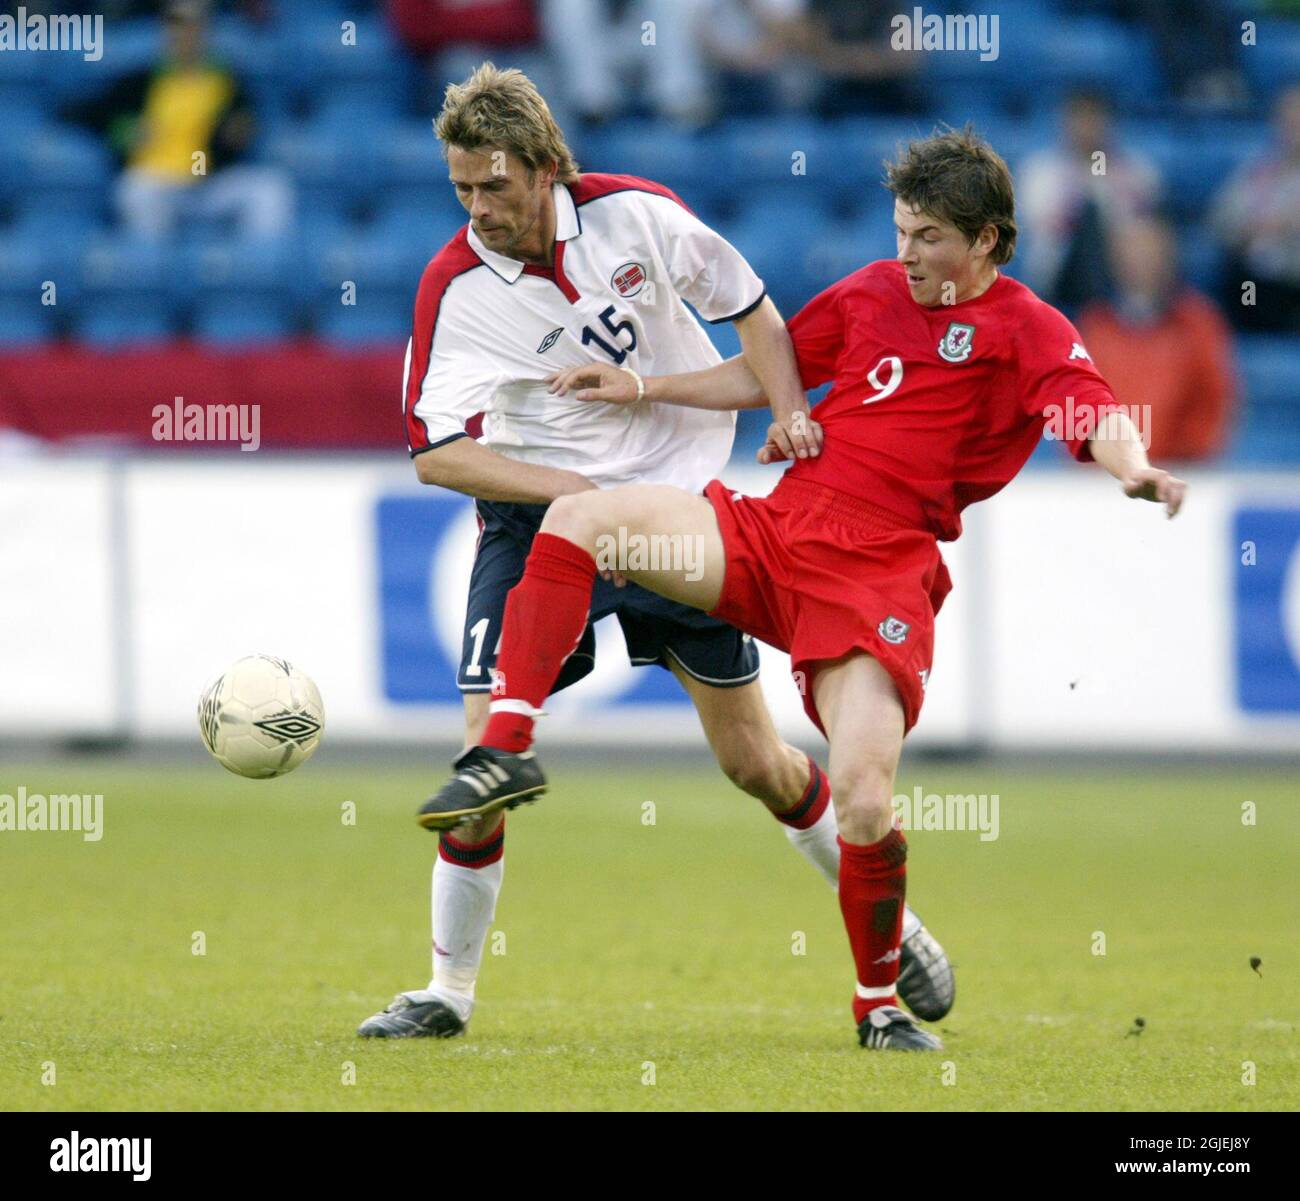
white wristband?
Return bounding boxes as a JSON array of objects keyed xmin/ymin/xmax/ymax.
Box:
[{"xmin": 618, "ymin": 366, "xmax": 646, "ymax": 403}]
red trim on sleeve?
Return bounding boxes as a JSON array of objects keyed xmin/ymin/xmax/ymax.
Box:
[
  {"xmin": 568, "ymin": 172, "xmax": 694, "ymax": 216},
  {"xmin": 404, "ymin": 228, "xmax": 482, "ymax": 453}
]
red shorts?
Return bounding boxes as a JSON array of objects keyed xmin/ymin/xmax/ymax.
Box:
[{"xmin": 704, "ymin": 475, "xmax": 952, "ymax": 735}]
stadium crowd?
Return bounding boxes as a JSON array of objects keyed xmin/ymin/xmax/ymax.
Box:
[{"xmin": 0, "ymin": 0, "xmax": 1296, "ymax": 461}]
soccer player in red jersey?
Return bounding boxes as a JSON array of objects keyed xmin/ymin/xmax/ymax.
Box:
[{"xmin": 420, "ymin": 127, "xmax": 1188, "ymax": 1051}]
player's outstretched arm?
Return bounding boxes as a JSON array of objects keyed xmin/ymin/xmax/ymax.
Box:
[
  {"xmin": 733, "ymin": 297, "xmax": 820, "ymax": 459},
  {"xmin": 547, "ymin": 354, "xmax": 768, "ymax": 410},
  {"xmin": 414, "ymin": 434, "xmax": 597, "ymax": 504},
  {"xmin": 1086, "ymin": 410, "xmax": 1187, "ymax": 518}
]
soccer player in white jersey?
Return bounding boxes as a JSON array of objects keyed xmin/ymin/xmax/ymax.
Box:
[{"xmin": 358, "ymin": 64, "xmax": 953, "ymax": 1039}]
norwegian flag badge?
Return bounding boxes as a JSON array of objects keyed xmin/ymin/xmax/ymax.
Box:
[{"xmin": 611, "ymin": 262, "xmax": 646, "ymax": 298}]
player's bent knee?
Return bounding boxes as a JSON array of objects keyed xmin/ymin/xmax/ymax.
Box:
[
  {"xmin": 718, "ymin": 745, "xmax": 786, "ymax": 801},
  {"xmin": 830, "ymin": 761, "xmax": 897, "ymax": 824},
  {"xmin": 540, "ymin": 492, "xmax": 589, "ymax": 535}
]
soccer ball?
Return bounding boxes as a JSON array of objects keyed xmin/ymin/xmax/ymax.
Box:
[{"xmin": 197, "ymin": 654, "xmax": 325, "ymax": 779}]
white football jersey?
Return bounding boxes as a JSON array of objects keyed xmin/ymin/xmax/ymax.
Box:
[{"xmin": 402, "ymin": 173, "xmax": 766, "ymax": 491}]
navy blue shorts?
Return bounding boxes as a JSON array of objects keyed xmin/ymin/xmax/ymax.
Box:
[{"xmin": 458, "ymin": 499, "xmax": 760, "ymax": 694}]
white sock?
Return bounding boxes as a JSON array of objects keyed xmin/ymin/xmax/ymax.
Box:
[
  {"xmin": 783, "ymin": 800, "xmax": 841, "ymax": 888},
  {"xmin": 426, "ymin": 851, "xmax": 504, "ymax": 1023}
]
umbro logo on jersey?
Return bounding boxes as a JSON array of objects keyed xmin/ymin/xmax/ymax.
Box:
[
  {"xmin": 536, "ymin": 327, "xmax": 564, "ymax": 354},
  {"xmin": 878, "ymin": 616, "xmax": 910, "ymax": 644},
  {"xmin": 611, "ymin": 261, "xmax": 647, "ymax": 298},
  {"xmin": 937, "ymin": 322, "xmax": 975, "ymax": 363},
  {"xmin": 1069, "ymin": 341, "xmax": 1091, "ymax": 361}
]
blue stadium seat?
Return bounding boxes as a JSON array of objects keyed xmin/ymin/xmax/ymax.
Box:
[
  {"xmin": 1178, "ymin": 233, "xmax": 1223, "ymax": 296},
  {"xmin": 576, "ymin": 121, "xmax": 728, "ymax": 211},
  {"xmin": 310, "ymin": 93, "xmax": 407, "ymax": 149},
  {"xmin": 8, "ymin": 126, "xmax": 113, "ymax": 217},
  {"xmin": 1122, "ymin": 119, "xmax": 1271, "ymax": 220},
  {"xmin": 264, "ymin": 120, "xmax": 376, "ymax": 210},
  {"xmin": 79, "ymin": 235, "xmax": 173, "ymax": 325},
  {"xmin": 1242, "ymin": 20, "xmax": 1300, "ymax": 101},
  {"xmin": 923, "ymin": 7, "xmax": 1053, "ymax": 90},
  {"xmin": 722, "ymin": 118, "xmax": 834, "ymax": 186},
  {"xmin": 207, "ymin": 14, "xmax": 278, "ymax": 80},
  {"xmin": 1230, "ymin": 336, "xmax": 1300, "ymax": 465},
  {"xmin": 192, "ymin": 296, "xmax": 294, "ymax": 345},
  {"xmin": 370, "ymin": 124, "xmax": 469, "ymax": 215},
  {"xmin": 801, "ymin": 212, "xmax": 897, "ymax": 298},
  {"xmin": 0, "ymin": 296, "xmax": 56, "ymax": 347},
  {"xmin": 314, "ymin": 292, "xmax": 410, "ymax": 343},
  {"xmin": 10, "ymin": 189, "xmax": 108, "ymax": 246},
  {"xmin": 817, "ymin": 118, "xmax": 918, "ymax": 204},
  {"xmin": 301, "ymin": 214, "xmax": 429, "ymax": 326},
  {"xmin": 724, "ymin": 192, "xmax": 838, "ymax": 313},
  {"xmin": 0, "ymin": 25, "xmax": 51, "ymax": 115},
  {"xmin": 368, "ymin": 202, "xmax": 460, "ymax": 262},
  {"xmin": 0, "ymin": 97, "xmax": 46, "ymax": 150},
  {"xmin": 298, "ymin": 206, "xmax": 354, "ymax": 260},
  {"xmin": 74, "ymin": 305, "xmax": 176, "ymax": 348},
  {"xmin": 174, "ymin": 236, "xmax": 299, "ymax": 317},
  {"xmin": 1039, "ymin": 18, "xmax": 1161, "ymax": 109},
  {"xmin": 0, "ymin": 212, "xmax": 95, "ymax": 307},
  {"xmin": 43, "ymin": 19, "xmax": 162, "ymax": 105},
  {"xmin": 275, "ymin": 17, "xmax": 403, "ymax": 88}
]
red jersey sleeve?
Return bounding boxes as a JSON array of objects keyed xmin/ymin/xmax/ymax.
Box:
[
  {"xmin": 1017, "ymin": 300, "xmax": 1123, "ymax": 462},
  {"xmin": 785, "ymin": 278, "xmax": 847, "ymax": 391}
]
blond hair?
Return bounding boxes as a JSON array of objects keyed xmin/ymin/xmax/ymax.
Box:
[{"xmin": 435, "ymin": 63, "xmax": 580, "ymax": 183}]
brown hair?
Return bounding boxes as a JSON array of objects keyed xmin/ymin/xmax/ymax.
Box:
[
  {"xmin": 884, "ymin": 125, "xmax": 1017, "ymax": 266},
  {"xmin": 435, "ymin": 62, "xmax": 580, "ymax": 183}
]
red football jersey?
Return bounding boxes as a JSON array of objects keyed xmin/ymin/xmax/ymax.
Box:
[{"xmin": 784, "ymin": 260, "xmax": 1122, "ymax": 541}]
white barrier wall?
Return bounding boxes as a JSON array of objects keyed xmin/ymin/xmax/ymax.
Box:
[{"xmin": 2, "ymin": 453, "xmax": 1298, "ymax": 751}]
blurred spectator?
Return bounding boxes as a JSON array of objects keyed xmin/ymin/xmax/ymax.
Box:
[
  {"xmin": 387, "ymin": 0, "xmax": 550, "ymax": 118},
  {"xmin": 1079, "ymin": 217, "xmax": 1236, "ymax": 463},
  {"xmin": 62, "ymin": 1, "xmax": 291, "ymax": 240},
  {"xmin": 766, "ymin": 0, "xmax": 925, "ymax": 116},
  {"xmin": 541, "ymin": 0, "xmax": 717, "ymax": 127},
  {"xmin": 1018, "ymin": 91, "xmax": 1162, "ymax": 313},
  {"xmin": 1131, "ymin": 0, "xmax": 1247, "ymax": 110},
  {"xmin": 1210, "ymin": 84, "xmax": 1300, "ymax": 334},
  {"xmin": 698, "ymin": 0, "xmax": 808, "ymax": 113}
]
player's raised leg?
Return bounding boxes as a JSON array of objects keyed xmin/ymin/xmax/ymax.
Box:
[
  {"xmin": 417, "ymin": 484, "xmax": 723, "ymax": 830},
  {"xmin": 361, "ymin": 696, "xmax": 503, "ymax": 1037},
  {"xmin": 668, "ymin": 664, "xmax": 841, "ymax": 883},
  {"xmin": 810, "ymin": 650, "xmax": 943, "ymax": 1050}
]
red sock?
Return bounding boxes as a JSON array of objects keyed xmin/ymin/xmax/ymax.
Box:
[
  {"xmin": 438, "ymin": 818, "xmax": 505, "ymax": 868},
  {"xmin": 776, "ymin": 755, "xmax": 830, "ymax": 829},
  {"xmin": 480, "ymin": 532, "xmax": 595, "ymax": 753},
  {"xmin": 838, "ymin": 827, "xmax": 908, "ymax": 1024}
]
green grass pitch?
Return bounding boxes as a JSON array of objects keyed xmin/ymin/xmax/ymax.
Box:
[{"xmin": 2, "ymin": 755, "xmax": 1296, "ymax": 1111}]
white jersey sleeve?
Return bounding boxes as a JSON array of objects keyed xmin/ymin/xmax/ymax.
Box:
[
  {"xmin": 640, "ymin": 193, "xmax": 766, "ymax": 324},
  {"xmin": 403, "ymin": 246, "xmax": 496, "ymax": 456}
]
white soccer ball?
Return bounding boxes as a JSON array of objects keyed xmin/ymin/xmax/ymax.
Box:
[{"xmin": 197, "ymin": 654, "xmax": 325, "ymax": 779}]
